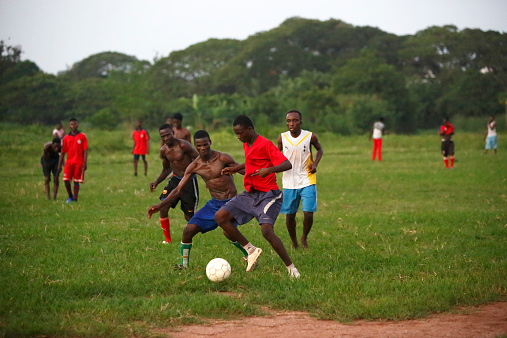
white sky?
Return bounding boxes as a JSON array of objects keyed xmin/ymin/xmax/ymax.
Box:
[{"xmin": 1, "ymin": 0, "xmax": 506, "ymax": 74}]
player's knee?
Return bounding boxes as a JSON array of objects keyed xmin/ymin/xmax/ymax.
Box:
[
  {"xmin": 214, "ymin": 209, "xmax": 228, "ymax": 225},
  {"xmin": 44, "ymin": 176, "xmax": 51, "ymax": 184}
]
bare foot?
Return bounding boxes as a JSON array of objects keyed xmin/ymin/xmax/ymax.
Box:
[{"xmin": 300, "ymin": 237, "xmax": 308, "ymax": 249}]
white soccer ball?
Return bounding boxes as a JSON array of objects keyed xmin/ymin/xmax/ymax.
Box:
[{"xmin": 206, "ymin": 258, "xmax": 231, "ymax": 282}]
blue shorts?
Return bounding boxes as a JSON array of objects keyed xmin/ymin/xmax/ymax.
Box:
[
  {"xmin": 281, "ymin": 185, "xmax": 317, "ymax": 214},
  {"xmin": 222, "ymin": 189, "xmax": 283, "ymax": 226},
  {"xmin": 188, "ymin": 198, "xmax": 232, "ymax": 234},
  {"xmin": 485, "ymin": 135, "xmax": 497, "ymax": 150}
]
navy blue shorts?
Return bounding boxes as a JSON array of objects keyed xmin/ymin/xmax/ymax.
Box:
[{"xmin": 189, "ymin": 198, "xmax": 233, "ymax": 234}]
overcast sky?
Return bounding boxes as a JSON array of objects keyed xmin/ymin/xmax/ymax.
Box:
[{"xmin": 1, "ymin": 0, "xmax": 506, "ymax": 74}]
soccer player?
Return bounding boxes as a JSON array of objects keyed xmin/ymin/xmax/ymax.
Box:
[
  {"xmin": 370, "ymin": 117, "xmax": 385, "ymax": 161},
  {"xmin": 57, "ymin": 118, "xmax": 88, "ymax": 203},
  {"xmin": 147, "ymin": 130, "xmax": 252, "ymax": 268},
  {"xmin": 52, "ymin": 122, "xmax": 66, "ymax": 140},
  {"xmin": 484, "ymin": 116, "xmax": 497, "ymax": 154},
  {"xmin": 277, "ymin": 110, "xmax": 323, "ymax": 249},
  {"xmin": 150, "ymin": 124, "xmax": 199, "ymax": 244},
  {"xmin": 440, "ymin": 117, "xmax": 455, "ymax": 169},
  {"xmin": 214, "ymin": 115, "xmax": 300, "ymax": 278},
  {"xmin": 41, "ymin": 138, "xmax": 61, "ymax": 200},
  {"xmin": 171, "ymin": 113, "xmax": 192, "ymax": 144},
  {"xmin": 132, "ymin": 120, "xmax": 150, "ymax": 176}
]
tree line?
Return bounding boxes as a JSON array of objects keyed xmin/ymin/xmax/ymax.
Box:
[{"xmin": 1, "ymin": 17, "xmax": 506, "ymax": 134}]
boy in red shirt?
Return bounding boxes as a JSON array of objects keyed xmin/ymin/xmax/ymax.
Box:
[
  {"xmin": 57, "ymin": 118, "xmax": 88, "ymax": 203},
  {"xmin": 215, "ymin": 115, "xmax": 300, "ymax": 278},
  {"xmin": 440, "ymin": 117, "xmax": 455, "ymax": 169},
  {"xmin": 132, "ymin": 120, "xmax": 150, "ymax": 176}
]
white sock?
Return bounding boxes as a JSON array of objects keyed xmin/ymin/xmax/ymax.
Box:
[{"xmin": 243, "ymin": 242, "xmax": 256, "ymax": 255}]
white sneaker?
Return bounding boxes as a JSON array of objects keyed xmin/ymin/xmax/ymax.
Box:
[
  {"xmin": 162, "ymin": 241, "xmax": 171, "ymax": 244},
  {"xmin": 246, "ymin": 248, "xmax": 262, "ymax": 272},
  {"xmin": 289, "ymin": 267, "xmax": 300, "ymax": 279}
]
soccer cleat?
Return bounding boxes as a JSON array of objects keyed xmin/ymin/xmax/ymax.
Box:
[
  {"xmin": 242, "ymin": 255, "xmax": 258, "ymax": 271},
  {"xmin": 162, "ymin": 241, "xmax": 172, "ymax": 244},
  {"xmin": 246, "ymin": 248, "xmax": 262, "ymax": 272},
  {"xmin": 66, "ymin": 197, "xmax": 75, "ymax": 203},
  {"xmin": 289, "ymin": 267, "xmax": 300, "ymax": 279}
]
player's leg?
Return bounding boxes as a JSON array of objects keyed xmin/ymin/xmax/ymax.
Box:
[
  {"xmin": 142, "ymin": 155, "xmax": 148, "ymax": 176},
  {"xmin": 300, "ymin": 185, "xmax": 317, "ymax": 248},
  {"xmin": 44, "ymin": 174, "xmax": 51, "ymax": 200},
  {"xmin": 378, "ymin": 138, "xmax": 382, "ymax": 161},
  {"xmin": 72, "ymin": 163, "xmax": 85, "ymax": 201},
  {"xmin": 441, "ymin": 142, "xmax": 449, "ymax": 168},
  {"xmin": 180, "ymin": 175, "xmax": 198, "ymax": 222},
  {"xmin": 51, "ymin": 162, "xmax": 59, "ymax": 200},
  {"xmin": 133, "ymin": 154, "xmax": 139, "ymax": 176},
  {"xmin": 449, "ymin": 141, "xmax": 455, "ymax": 168},
  {"xmin": 301, "ymin": 212, "xmax": 314, "ymax": 248},
  {"xmin": 159, "ymin": 205, "xmax": 172, "ymax": 243},
  {"xmin": 63, "ymin": 162, "xmax": 74, "ymax": 202},
  {"xmin": 179, "ymin": 223, "xmax": 201, "ymax": 268},
  {"xmin": 286, "ymin": 214, "xmax": 298, "ymax": 248},
  {"xmin": 281, "ymin": 189, "xmax": 300, "ymax": 248}
]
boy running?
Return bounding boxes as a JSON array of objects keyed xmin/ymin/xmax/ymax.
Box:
[
  {"xmin": 147, "ymin": 130, "xmax": 252, "ymax": 268},
  {"xmin": 150, "ymin": 124, "xmax": 199, "ymax": 243},
  {"xmin": 214, "ymin": 115, "xmax": 300, "ymax": 278}
]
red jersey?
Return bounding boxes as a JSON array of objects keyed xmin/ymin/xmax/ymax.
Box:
[
  {"xmin": 62, "ymin": 132, "xmax": 88, "ymax": 164},
  {"xmin": 133, "ymin": 129, "xmax": 150, "ymax": 155},
  {"xmin": 440, "ymin": 123, "xmax": 454, "ymax": 135},
  {"xmin": 243, "ymin": 135, "xmax": 288, "ymax": 192}
]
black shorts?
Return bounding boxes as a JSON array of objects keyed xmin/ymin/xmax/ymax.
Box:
[
  {"xmin": 441, "ymin": 140, "xmax": 454, "ymax": 156},
  {"xmin": 133, "ymin": 154, "xmax": 146, "ymax": 161},
  {"xmin": 41, "ymin": 156, "xmax": 59, "ymax": 177},
  {"xmin": 159, "ymin": 175, "xmax": 199, "ymax": 215}
]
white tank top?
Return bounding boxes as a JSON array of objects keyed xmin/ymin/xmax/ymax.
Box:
[
  {"xmin": 372, "ymin": 121, "xmax": 384, "ymax": 139},
  {"xmin": 281, "ymin": 130, "xmax": 316, "ymax": 189},
  {"xmin": 487, "ymin": 121, "xmax": 496, "ymax": 137}
]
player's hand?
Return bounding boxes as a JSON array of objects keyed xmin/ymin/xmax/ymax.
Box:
[
  {"xmin": 147, "ymin": 205, "xmax": 160, "ymax": 219},
  {"xmin": 307, "ymin": 163, "xmax": 317, "ymax": 174},
  {"xmin": 83, "ymin": 163, "xmax": 87, "ymax": 171},
  {"xmin": 251, "ymin": 168, "xmax": 270, "ymax": 178},
  {"xmin": 149, "ymin": 182, "xmax": 157, "ymax": 192},
  {"xmin": 221, "ymin": 167, "xmax": 234, "ymax": 176}
]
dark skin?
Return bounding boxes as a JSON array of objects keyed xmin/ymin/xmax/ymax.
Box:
[
  {"xmin": 215, "ymin": 124, "xmax": 294, "ymax": 267},
  {"xmin": 150, "ymin": 127, "xmax": 198, "ymax": 221},
  {"xmin": 42, "ymin": 141, "xmax": 61, "ymax": 200},
  {"xmin": 277, "ymin": 112, "xmax": 324, "ymax": 249},
  {"xmin": 172, "ymin": 119, "xmax": 192, "ymax": 144},
  {"xmin": 148, "ymin": 136, "xmax": 241, "ymax": 243}
]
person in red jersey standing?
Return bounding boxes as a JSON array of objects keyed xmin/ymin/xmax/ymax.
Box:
[
  {"xmin": 57, "ymin": 118, "xmax": 88, "ymax": 203},
  {"xmin": 440, "ymin": 117, "xmax": 455, "ymax": 169},
  {"xmin": 132, "ymin": 120, "xmax": 150, "ymax": 176}
]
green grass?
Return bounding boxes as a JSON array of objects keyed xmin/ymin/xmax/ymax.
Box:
[{"xmin": 0, "ymin": 123, "xmax": 506, "ymax": 337}]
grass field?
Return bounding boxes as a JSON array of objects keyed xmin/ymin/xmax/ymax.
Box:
[{"xmin": 0, "ymin": 123, "xmax": 506, "ymax": 337}]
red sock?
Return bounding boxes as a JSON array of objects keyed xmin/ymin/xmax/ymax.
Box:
[
  {"xmin": 450, "ymin": 157, "xmax": 454, "ymax": 167},
  {"xmin": 443, "ymin": 158, "xmax": 449, "ymax": 168},
  {"xmin": 160, "ymin": 217, "xmax": 171, "ymax": 242}
]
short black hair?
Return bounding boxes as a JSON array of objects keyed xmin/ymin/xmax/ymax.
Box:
[
  {"xmin": 52, "ymin": 138, "xmax": 61, "ymax": 144},
  {"xmin": 194, "ymin": 130, "xmax": 210, "ymax": 140},
  {"xmin": 69, "ymin": 118, "xmax": 78, "ymax": 122},
  {"xmin": 287, "ymin": 110, "xmax": 302, "ymax": 119},
  {"xmin": 233, "ymin": 115, "xmax": 254, "ymax": 128},
  {"xmin": 172, "ymin": 113, "xmax": 183, "ymax": 121},
  {"xmin": 159, "ymin": 123, "xmax": 172, "ymax": 131}
]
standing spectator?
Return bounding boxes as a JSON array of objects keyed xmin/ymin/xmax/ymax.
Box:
[
  {"xmin": 57, "ymin": 118, "xmax": 88, "ymax": 203},
  {"xmin": 132, "ymin": 120, "xmax": 150, "ymax": 176},
  {"xmin": 277, "ymin": 110, "xmax": 323, "ymax": 249},
  {"xmin": 41, "ymin": 138, "xmax": 61, "ymax": 200},
  {"xmin": 52, "ymin": 122, "xmax": 66, "ymax": 140},
  {"xmin": 440, "ymin": 117, "xmax": 455, "ymax": 169},
  {"xmin": 370, "ymin": 117, "xmax": 385, "ymax": 161},
  {"xmin": 484, "ymin": 116, "xmax": 497, "ymax": 154}
]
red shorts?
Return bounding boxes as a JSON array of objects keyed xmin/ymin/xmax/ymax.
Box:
[{"xmin": 63, "ymin": 162, "xmax": 85, "ymax": 183}]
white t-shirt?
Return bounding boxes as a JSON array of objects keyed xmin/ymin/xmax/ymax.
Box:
[
  {"xmin": 281, "ymin": 130, "xmax": 316, "ymax": 189},
  {"xmin": 372, "ymin": 121, "xmax": 384, "ymax": 139}
]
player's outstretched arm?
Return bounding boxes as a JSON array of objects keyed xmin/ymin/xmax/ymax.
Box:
[
  {"xmin": 150, "ymin": 157, "xmax": 172, "ymax": 192},
  {"xmin": 222, "ymin": 163, "xmax": 244, "ymax": 176},
  {"xmin": 253, "ymin": 160, "xmax": 292, "ymax": 178}
]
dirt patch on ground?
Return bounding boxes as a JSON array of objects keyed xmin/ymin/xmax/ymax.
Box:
[{"xmin": 158, "ymin": 302, "xmax": 507, "ymax": 337}]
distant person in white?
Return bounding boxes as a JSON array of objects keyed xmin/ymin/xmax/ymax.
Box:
[
  {"xmin": 277, "ymin": 110, "xmax": 323, "ymax": 249},
  {"xmin": 484, "ymin": 116, "xmax": 497, "ymax": 154},
  {"xmin": 370, "ymin": 117, "xmax": 385, "ymax": 161}
]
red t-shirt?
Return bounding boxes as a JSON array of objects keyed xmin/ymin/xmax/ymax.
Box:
[
  {"xmin": 133, "ymin": 129, "xmax": 150, "ymax": 155},
  {"xmin": 62, "ymin": 132, "xmax": 88, "ymax": 164},
  {"xmin": 243, "ymin": 135, "xmax": 288, "ymax": 192},
  {"xmin": 440, "ymin": 123, "xmax": 454, "ymax": 135}
]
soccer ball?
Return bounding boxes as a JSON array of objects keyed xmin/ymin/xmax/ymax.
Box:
[{"xmin": 206, "ymin": 258, "xmax": 231, "ymax": 282}]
